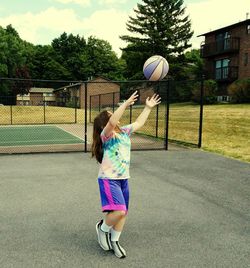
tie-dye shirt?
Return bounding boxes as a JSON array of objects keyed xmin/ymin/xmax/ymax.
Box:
[{"xmin": 98, "ymin": 124, "xmax": 133, "ymax": 180}]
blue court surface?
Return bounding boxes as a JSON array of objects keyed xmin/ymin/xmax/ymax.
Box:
[{"xmin": 0, "ymin": 149, "xmax": 249, "ymax": 267}]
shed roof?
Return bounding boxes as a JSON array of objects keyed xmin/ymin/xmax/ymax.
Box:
[{"xmin": 29, "ymin": 88, "xmax": 54, "ymax": 93}]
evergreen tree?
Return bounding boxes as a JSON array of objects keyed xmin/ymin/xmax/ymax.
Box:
[{"xmin": 120, "ymin": 0, "xmax": 193, "ymax": 79}]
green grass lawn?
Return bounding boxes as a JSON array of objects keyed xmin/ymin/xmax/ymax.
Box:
[
  {"xmin": 166, "ymin": 103, "xmax": 250, "ymax": 162},
  {"xmin": 0, "ymin": 106, "xmax": 85, "ymax": 124},
  {"xmin": 0, "ymin": 104, "xmax": 249, "ymax": 162}
]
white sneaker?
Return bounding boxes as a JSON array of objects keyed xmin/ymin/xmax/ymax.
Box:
[
  {"xmin": 111, "ymin": 241, "xmax": 126, "ymax": 258},
  {"xmin": 96, "ymin": 220, "xmax": 112, "ymax": 251}
]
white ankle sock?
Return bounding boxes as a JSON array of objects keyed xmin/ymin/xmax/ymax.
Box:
[
  {"xmin": 111, "ymin": 228, "xmax": 121, "ymax": 241},
  {"xmin": 101, "ymin": 220, "xmax": 112, "ymax": 232}
]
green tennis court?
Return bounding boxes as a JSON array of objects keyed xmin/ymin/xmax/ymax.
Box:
[{"xmin": 0, "ymin": 125, "xmax": 84, "ymax": 146}]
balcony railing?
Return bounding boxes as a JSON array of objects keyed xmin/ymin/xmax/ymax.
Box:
[
  {"xmin": 201, "ymin": 37, "xmax": 240, "ymax": 58},
  {"xmin": 214, "ymin": 66, "xmax": 238, "ymax": 81}
]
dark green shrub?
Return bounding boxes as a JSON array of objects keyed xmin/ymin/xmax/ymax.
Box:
[
  {"xmin": 227, "ymin": 79, "xmax": 250, "ymax": 103},
  {"xmin": 191, "ymin": 79, "xmax": 218, "ymax": 104}
]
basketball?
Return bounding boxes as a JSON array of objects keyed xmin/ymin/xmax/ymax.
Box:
[{"xmin": 143, "ymin": 55, "xmax": 169, "ymax": 81}]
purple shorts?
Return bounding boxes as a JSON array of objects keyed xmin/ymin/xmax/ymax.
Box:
[{"xmin": 98, "ymin": 178, "xmax": 129, "ymax": 214}]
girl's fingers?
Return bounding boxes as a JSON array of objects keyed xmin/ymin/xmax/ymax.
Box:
[{"xmin": 151, "ymin": 94, "xmax": 160, "ymax": 100}]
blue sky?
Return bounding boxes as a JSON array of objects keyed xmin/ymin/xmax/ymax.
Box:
[{"xmin": 0, "ymin": 0, "xmax": 249, "ymax": 56}]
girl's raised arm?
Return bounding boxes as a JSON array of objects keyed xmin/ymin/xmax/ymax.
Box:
[
  {"xmin": 132, "ymin": 94, "xmax": 161, "ymax": 132},
  {"xmin": 102, "ymin": 91, "xmax": 139, "ymax": 137}
]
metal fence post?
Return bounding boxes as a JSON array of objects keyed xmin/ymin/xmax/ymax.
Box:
[
  {"xmin": 89, "ymin": 95, "xmax": 92, "ymax": 123},
  {"xmin": 198, "ymin": 76, "xmax": 204, "ymax": 148},
  {"xmin": 10, "ymin": 104, "xmax": 13, "ymax": 125},
  {"xmin": 75, "ymin": 96, "xmax": 77, "ymax": 123},
  {"xmin": 43, "ymin": 97, "xmax": 46, "ymax": 124},
  {"xmin": 84, "ymin": 82, "xmax": 88, "ymax": 153},
  {"xmin": 156, "ymin": 82, "xmax": 159, "ymax": 138},
  {"xmin": 99, "ymin": 94, "xmax": 101, "ymax": 112},
  {"xmin": 112, "ymin": 92, "xmax": 115, "ymax": 113},
  {"xmin": 165, "ymin": 80, "xmax": 170, "ymax": 150},
  {"xmin": 129, "ymin": 105, "xmax": 132, "ymax": 124}
]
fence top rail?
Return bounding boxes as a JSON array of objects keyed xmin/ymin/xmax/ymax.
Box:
[
  {"xmin": 0, "ymin": 77, "xmax": 180, "ymax": 84},
  {"xmin": 0, "ymin": 77, "xmax": 167, "ymax": 84}
]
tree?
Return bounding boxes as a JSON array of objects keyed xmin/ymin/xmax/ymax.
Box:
[
  {"xmin": 81, "ymin": 36, "xmax": 125, "ymax": 80},
  {"xmin": 29, "ymin": 45, "xmax": 71, "ymax": 81},
  {"xmin": 0, "ymin": 24, "xmax": 26, "ymax": 78},
  {"xmin": 0, "ymin": 25, "xmax": 27, "ymax": 96},
  {"xmin": 120, "ymin": 0, "xmax": 193, "ymax": 79},
  {"xmin": 11, "ymin": 66, "xmax": 32, "ymax": 96},
  {"xmin": 52, "ymin": 33, "xmax": 87, "ymax": 80},
  {"xmin": 184, "ymin": 49, "xmax": 204, "ymax": 79}
]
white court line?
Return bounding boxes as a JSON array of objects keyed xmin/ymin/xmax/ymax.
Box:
[{"xmin": 55, "ymin": 125, "xmax": 91, "ymax": 144}]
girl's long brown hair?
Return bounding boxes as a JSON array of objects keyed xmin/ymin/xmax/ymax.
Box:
[{"xmin": 91, "ymin": 110, "xmax": 121, "ymax": 163}]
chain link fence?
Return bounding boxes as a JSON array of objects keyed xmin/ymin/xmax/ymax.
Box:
[{"xmin": 0, "ymin": 77, "xmax": 204, "ymax": 154}]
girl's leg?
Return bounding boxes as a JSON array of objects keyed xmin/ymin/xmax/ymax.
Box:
[
  {"xmin": 112, "ymin": 214, "xmax": 126, "ymax": 231},
  {"xmin": 102, "ymin": 211, "xmax": 126, "ymax": 241},
  {"xmin": 109, "ymin": 214, "xmax": 127, "ymax": 258},
  {"xmin": 104, "ymin": 210, "xmax": 126, "ymax": 227}
]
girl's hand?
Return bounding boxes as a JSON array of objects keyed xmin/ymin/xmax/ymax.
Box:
[
  {"xmin": 145, "ymin": 94, "xmax": 161, "ymax": 109},
  {"xmin": 125, "ymin": 91, "xmax": 139, "ymax": 107}
]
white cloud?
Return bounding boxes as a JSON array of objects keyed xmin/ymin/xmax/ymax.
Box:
[
  {"xmin": 186, "ymin": 0, "xmax": 250, "ymax": 49},
  {"xmin": 53, "ymin": 0, "xmax": 90, "ymax": 6},
  {"xmin": 81, "ymin": 8, "xmax": 130, "ymax": 54},
  {"xmin": 0, "ymin": 7, "xmax": 85, "ymax": 45},
  {"xmin": 99, "ymin": 0, "xmax": 127, "ymax": 5},
  {"xmin": 0, "ymin": 7, "xmax": 130, "ymax": 56}
]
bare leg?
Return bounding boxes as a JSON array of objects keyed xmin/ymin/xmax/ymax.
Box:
[
  {"xmin": 104, "ymin": 210, "xmax": 126, "ymax": 227},
  {"xmin": 113, "ymin": 215, "xmax": 126, "ymax": 232},
  {"xmin": 109, "ymin": 214, "xmax": 127, "ymax": 258}
]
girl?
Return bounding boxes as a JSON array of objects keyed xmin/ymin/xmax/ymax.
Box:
[{"xmin": 91, "ymin": 90, "xmax": 161, "ymax": 258}]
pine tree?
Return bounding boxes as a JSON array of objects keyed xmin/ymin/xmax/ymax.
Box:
[{"xmin": 120, "ymin": 0, "xmax": 193, "ymax": 79}]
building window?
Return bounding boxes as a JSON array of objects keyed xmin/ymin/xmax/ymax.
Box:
[
  {"xmin": 244, "ymin": 53, "xmax": 248, "ymax": 66},
  {"xmin": 44, "ymin": 93, "xmax": 53, "ymax": 97},
  {"xmin": 216, "ymin": 32, "xmax": 231, "ymax": 51},
  {"xmin": 215, "ymin": 59, "xmax": 230, "ymax": 79},
  {"xmin": 247, "ymin": 25, "xmax": 250, "ymax": 34}
]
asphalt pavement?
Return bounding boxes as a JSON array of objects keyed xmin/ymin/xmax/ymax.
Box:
[{"xmin": 0, "ymin": 149, "xmax": 249, "ymax": 268}]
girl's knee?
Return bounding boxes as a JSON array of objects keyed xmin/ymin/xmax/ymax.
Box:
[
  {"xmin": 114, "ymin": 210, "xmax": 126, "ymax": 217},
  {"xmin": 120, "ymin": 210, "xmax": 126, "ymax": 217}
]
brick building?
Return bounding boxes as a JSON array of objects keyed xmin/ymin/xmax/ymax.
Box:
[
  {"xmin": 198, "ymin": 19, "xmax": 250, "ymax": 101},
  {"xmin": 54, "ymin": 76, "xmax": 120, "ymax": 109},
  {"xmin": 83, "ymin": 77, "xmax": 120, "ymax": 109},
  {"xmin": 16, "ymin": 88, "xmax": 55, "ymax": 106}
]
